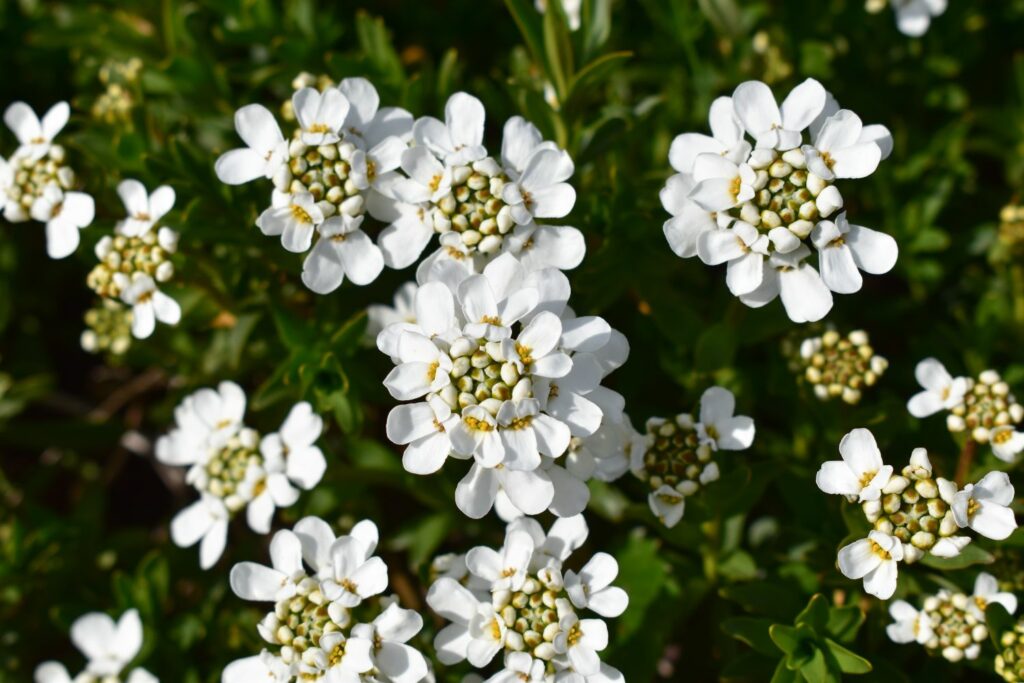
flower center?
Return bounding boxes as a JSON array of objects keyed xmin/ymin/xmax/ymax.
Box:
[
  {"xmin": 201, "ymin": 433, "xmax": 263, "ymax": 512},
  {"xmin": 638, "ymin": 417, "xmax": 715, "ymax": 497},
  {"xmin": 4, "ymin": 148, "xmax": 76, "ymax": 217},
  {"xmin": 439, "ymin": 337, "xmax": 534, "ymax": 417},
  {"xmin": 921, "ymin": 592, "xmax": 988, "ymax": 658},
  {"xmin": 496, "ymin": 573, "xmax": 566, "ymax": 661},
  {"xmin": 267, "ymin": 579, "xmax": 344, "ymax": 665},
  {"xmin": 428, "ymin": 157, "xmax": 513, "ymax": 256},
  {"xmin": 950, "ymin": 371, "xmax": 1023, "ymax": 441},
  {"xmin": 278, "ymin": 138, "xmax": 365, "ymax": 220},
  {"xmin": 727, "ymin": 149, "xmax": 833, "ymax": 237},
  {"xmin": 87, "ymin": 232, "xmax": 174, "ymax": 300},
  {"xmin": 861, "ymin": 462, "xmax": 956, "ymax": 560}
]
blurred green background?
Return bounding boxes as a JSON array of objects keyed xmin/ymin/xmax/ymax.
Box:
[{"xmin": 3, "ymin": 0, "xmax": 1024, "ymax": 680}]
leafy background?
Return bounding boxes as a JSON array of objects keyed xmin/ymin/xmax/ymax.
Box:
[{"xmin": 3, "ymin": 0, "xmax": 1024, "ymax": 681}]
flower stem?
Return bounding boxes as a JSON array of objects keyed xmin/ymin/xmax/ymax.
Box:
[{"xmin": 955, "ymin": 438, "xmax": 977, "ymax": 487}]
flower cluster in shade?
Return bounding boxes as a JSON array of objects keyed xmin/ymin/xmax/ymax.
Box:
[
  {"xmin": 215, "ymin": 82, "xmax": 585, "ymax": 294},
  {"xmin": 378, "ymin": 250, "xmax": 632, "ymax": 521},
  {"xmin": 83, "ymin": 179, "xmax": 182, "ymax": 343},
  {"xmin": 0, "ymin": 101, "xmax": 95, "ymax": 259},
  {"xmin": 817, "ymin": 427, "xmax": 1018, "ymax": 599},
  {"xmin": 660, "ymin": 78, "xmax": 898, "ymax": 323},
  {"xmin": 426, "ymin": 515, "xmax": 626, "ymax": 682},
  {"xmin": 629, "ymin": 386, "xmax": 755, "ymax": 528},
  {"xmin": 865, "ymin": 0, "xmax": 947, "ymax": 37},
  {"xmin": 223, "ymin": 518, "xmax": 428, "ymax": 683},
  {"xmin": 34, "ymin": 609, "xmax": 157, "ymax": 683},
  {"xmin": 908, "ymin": 358, "xmax": 1024, "ymax": 462},
  {"xmin": 155, "ymin": 381, "xmax": 327, "ymax": 569},
  {"xmin": 887, "ymin": 572, "xmax": 1017, "ymax": 663},
  {"xmin": 789, "ymin": 329, "xmax": 887, "ymax": 404}
]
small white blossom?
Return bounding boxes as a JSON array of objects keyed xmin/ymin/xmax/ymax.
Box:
[
  {"xmin": 116, "ymin": 178, "xmax": 176, "ymax": 237},
  {"xmin": 815, "ymin": 427, "xmax": 893, "ymax": 502},
  {"xmin": 5, "ymin": 101, "xmax": 69, "ymax": 161},
  {"xmin": 838, "ymin": 530, "xmax": 904, "ymax": 599},
  {"xmin": 34, "ymin": 609, "xmax": 157, "ymax": 683},
  {"xmin": 907, "ymin": 357, "xmax": 969, "ymax": 418},
  {"xmin": 952, "ymin": 471, "xmax": 1018, "ymax": 541},
  {"xmin": 215, "ymin": 104, "xmax": 288, "ymax": 184}
]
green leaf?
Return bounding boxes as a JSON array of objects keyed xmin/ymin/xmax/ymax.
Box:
[
  {"xmin": 824, "ymin": 638, "xmax": 872, "ymax": 675},
  {"xmin": 355, "ymin": 11, "xmax": 404, "ymax": 83},
  {"xmin": 504, "ymin": 0, "xmax": 548, "ymax": 74},
  {"xmin": 987, "ymin": 602, "xmax": 1016, "ymax": 650},
  {"xmin": 919, "ymin": 543, "xmax": 994, "ymax": 570},
  {"xmin": 825, "ymin": 605, "xmax": 865, "ymax": 644},
  {"xmin": 770, "ymin": 658, "xmax": 801, "ymax": 683},
  {"xmin": 795, "ymin": 594, "xmax": 830, "ymax": 634},
  {"xmin": 581, "ymin": 0, "xmax": 612, "ymax": 58},
  {"xmin": 614, "ymin": 533, "xmax": 669, "ymax": 639},
  {"xmin": 798, "ymin": 647, "xmax": 832, "ymax": 683},
  {"xmin": 722, "ymin": 617, "xmax": 781, "ymax": 657},
  {"xmin": 769, "ymin": 624, "xmax": 805, "ymax": 656},
  {"xmin": 564, "ymin": 51, "xmax": 632, "ymax": 110},
  {"xmin": 541, "ymin": 0, "xmax": 574, "ymax": 101}
]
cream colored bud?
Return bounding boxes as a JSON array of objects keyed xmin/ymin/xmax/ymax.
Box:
[
  {"xmin": 946, "ymin": 414, "xmax": 966, "ymax": 432},
  {"xmin": 789, "ymin": 219, "xmax": 814, "ymax": 238}
]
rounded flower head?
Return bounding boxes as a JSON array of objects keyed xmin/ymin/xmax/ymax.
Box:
[
  {"xmin": 661, "ymin": 78, "xmax": 895, "ymax": 322},
  {"xmin": 792, "ymin": 329, "xmax": 887, "ymax": 404},
  {"xmin": 35, "ymin": 608, "xmax": 157, "ymax": 683}
]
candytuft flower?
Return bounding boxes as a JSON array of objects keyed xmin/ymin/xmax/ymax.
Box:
[
  {"xmin": 34, "ymin": 608, "xmax": 157, "ymax": 683},
  {"xmin": 952, "ymin": 471, "xmax": 1018, "ymax": 541},
  {"xmin": 155, "ymin": 382, "xmax": 327, "ymax": 569}
]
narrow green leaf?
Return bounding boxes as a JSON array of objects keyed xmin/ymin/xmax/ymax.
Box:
[
  {"xmin": 721, "ymin": 616, "xmax": 781, "ymax": 657},
  {"xmin": 795, "ymin": 594, "xmax": 830, "ymax": 634},
  {"xmin": 823, "ymin": 638, "xmax": 872, "ymax": 675},
  {"xmin": 825, "ymin": 605, "xmax": 865, "ymax": 643},
  {"xmin": 987, "ymin": 602, "xmax": 1016, "ymax": 650}
]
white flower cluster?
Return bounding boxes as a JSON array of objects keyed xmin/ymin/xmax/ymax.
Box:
[
  {"xmin": 216, "ymin": 84, "xmax": 584, "ymax": 294},
  {"xmin": 888, "ymin": 572, "xmax": 1017, "ymax": 662},
  {"xmin": 155, "ymin": 381, "xmax": 327, "ymax": 569},
  {"xmin": 817, "ymin": 428, "xmax": 1018, "ymax": 599},
  {"xmin": 909, "ymin": 358, "xmax": 1024, "ymax": 462},
  {"xmin": 629, "ymin": 387, "xmax": 755, "ymax": 528},
  {"xmin": 0, "ymin": 102, "xmax": 95, "ymax": 259},
  {"xmin": 378, "ymin": 251, "xmax": 629, "ymax": 520},
  {"xmin": 427, "ymin": 515, "xmax": 626, "ymax": 682},
  {"xmin": 661, "ymin": 78, "xmax": 898, "ymax": 322},
  {"xmin": 86, "ymin": 180, "xmax": 182, "ymax": 340},
  {"xmin": 35, "ymin": 609, "xmax": 157, "ymax": 683},
  {"xmin": 866, "ymin": 0, "xmax": 947, "ymax": 37},
  {"xmin": 224, "ymin": 518, "xmax": 428, "ymax": 683}
]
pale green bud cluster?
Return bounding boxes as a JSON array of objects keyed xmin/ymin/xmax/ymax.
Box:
[
  {"xmin": 797, "ymin": 329, "xmax": 888, "ymax": 404},
  {"xmin": 274, "ymin": 138, "xmax": 366, "ymax": 220},
  {"xmin": 262, "ymin": 576, "xmax": 345, "ymax": 666},
  {"xmin": 948, "ymin": 370, "xmax": 1024, "ymax": 443},
  {"xmin": 494, "ymin": 572, "xmax": 567, "ymax": 661},
  {"xmin": 87, "ymin": 232, "xmax": 175, "ymax": 299},
  {"xmin": 91, "ymin": 58, "xmax": 142, "ymax": 125},
  {"xmin": 81, "ymin": 300, "xmax": 132, "ymax": 356},
  {"xmin": 638, "ymin": 415, "xmax": 717, "ymax": 498},
  {"xmin": 5, "ymin": 146, "xmax": 75, "ymax": 217},
  {"xmin": 921, "ymin": 591, "xmax": 989, "ymax": 662},
  {"xmin": 430, "ymin": 159, "xmax": 515, "ymax": 255},
  {"xmin": 997, "ymin": 620, "xmax": 1024, "ymax": 681},
  {"xmin": 861, "ymin": 460, "xmax": 957, "ymax": 560},
  {"xmin": 437, "ymin": 337, "xmax": 534, "ymax": 417},
  {"xmin": 729, "ymin": 147, "xmax": 833, "ymax": 238},
  {"xmin": 202, "ymin": 430, "xmax": 263, "ymax": 512}
]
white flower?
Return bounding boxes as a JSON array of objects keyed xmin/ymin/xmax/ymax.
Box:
[
  {"xmin": 257, "ymin": 190, "xmax": 325, "ymax": 253},
  {"xmin": 116, "ymin": 179, "xmax": 176, "ymax": 237},
  {"xmin": 349, "ymin": 604, "xmax": 428, "ymax": 683},
  {"xmin": 501, "ymin": 148, "xmax": 576, "ymax": 225},
  {"xmin": 215, "ymin": 104, "xmax": 287, "ymax": 184},
  {"xmin": 696, "ymin": 221, "xmax": 770, "ymax": 297},
  {"xmin": 414, "ymin": 91, "xmax": 487, "ymax": 165},
  {"xmin": 816, "ymin": 427, "xmax": 894, "ymax": 502},
  {"xmin": 466, "ymin": 529, "xmax": 535, "ymax": 591},
  {"xmin": 971, "ymin": 571, "xmax": 1018, "ymax": 621},
  {"xmin": 120, "ymin": 274, "xmax": 181, "ymax": 339},
  {"xmin": 564, "ymin": 553, "xmax": 629, "ymax": 618},
  {"xmin": 738, "ymin": 245, "xmax": 833, "ymax": 323},
  {"xmin": 669, "ymin": 96, "xmax": 749, "ymax": 175},
  {"xmin": 811, "ymin": 212, "xmax": 898, "ymax": 294},
  {"xmin": 991, "ymin": 426, "xmax": 1024, "ymax": 463},
  {"xmin": 907, "ymin": 357, "xmax": 969, "ymax": 418},
  {"xmin": 301, "ymin": 214, "xmax": 385, "ymax": 293},
  {"xmin": 456, "ymin": 461, "xmax": 555, "ymax": 519},
  {"xmin": 803, "ymin": 110, "xmax": 884, "ymax": 181},
  {"xmin": 553, "ymin": 613, "xmax": 609, "ymax": 677},
  {"xmin": 732, "ymin": 78, "xmax": 826, "ymax": 150},
  {"xmin": 428, "ymin": 577, "xmax": 508, "ymax": 667},
  {"xmin": 323, "ymin": 535, "xmax": 389, "ymax": 607},
  {"xmin": 367, "ymin": 281, "xmax": 419, "ymax": 342},
  {"xmin": 337, "ymin": 77, "xmax": 414, "ymax": 150},
  {"xmin": 222, "ymin": 651, "xmax": 295, "ymax": 683},
  {"xmin": 688, "ymin": 155, "xmax": 756, "ymax": 212},
  {"xmin": 292, "ymin": 86, "xmax": 349, "ymax": 145},
  {"xmin": 171, "ymin": 493, "xmax": 231, "ymax": 569},
  {"xmin": 837, "ymin": 530, "xmax": 904, "ymax": 599},
  {"xmin": 29, "ymin": 184, "xmax": 95, "ymax": 259},
  {"xmin": 230, "ymin": 529, "xmax": 308, "ymax": 602},
  {"xmin": 696, "ymin": 386, "xmax": 756, "ymax": 450},
  {"xmin": 4, "ymin": 101, "xmax": 69, "ymax": 161},
  {"xmin": 35, "ymin": 608, "xmax": 158, "ymax": 683},
  {"xmin": 893, "ymin": 0, "xmax": 947, "ymax": 37},
  {"xmin": 886, "ymin": 600, "xmax": 934, "ymax": 645},
  {"xmin": 952, "ymin": 471, "xmax": 1018, "ymax": 540},
  {"xmin": 298, "ymin": 632, "xmax": 374, "ymax": 680}
]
